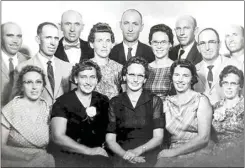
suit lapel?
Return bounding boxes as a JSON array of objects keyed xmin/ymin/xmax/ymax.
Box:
[
  {"xmin": 1, "ymin": 54, "xmax": 9, "ymax": 79},
  {"xmin": 136, "ymin": 41, "xmax": 143, "ymax": 57},
  {"xmin": 53, "ymin": 58, "xmax": 63, "ymax": 98},
  {"xmin": 56, "ymin": 39, "xmax": 69, "ymax": 62},
  {"xmin": 196, "ymin": 62, "xmax": 206, "ymax": 89},
  {"xmin": 186, "ymin": 42, "xmax": 198, "ymax": 63},
  {"xmin": 118, "ymin": 43, "xmax": 126, "ymax": 64}
]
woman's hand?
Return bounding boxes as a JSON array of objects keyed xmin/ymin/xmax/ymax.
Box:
[
  {"xmin": 89, "ymin": 147, "xmax": 108, "ymax": 157},
  {"xmin": 157, "ymin": 149, "xmax": 177, "ymax": 159},
  {"xmin": 123, "ymin": 150, "xmax": 146, "ymax": 164}
]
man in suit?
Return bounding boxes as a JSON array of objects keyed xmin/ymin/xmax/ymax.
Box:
[
  {"xmin": 169, "ymin": 15, "xmax": 202, "ymax": 65},
  {"xmin": 12, "ymin": 22, "xmax": 72, "ymax": 107},
  {"xmin": 55, "ymin": 10, "xmax": 93, "ymax": 65},
  {"xmin": 109, "ymin": 9, "xmax": 155, "ymax": 65},
  {"xmin": 194, "ymin": 28, "xmax": 242, "ymax": 105},
  {"xmin": 1, "ymin": 22, "xmax": 30, "ymax": 107}
]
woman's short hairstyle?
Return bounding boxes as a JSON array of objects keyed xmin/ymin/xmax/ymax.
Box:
[
  {"xmin": 219, "ymin": 65, "xmax": 244, "ymax": 88},
  {"xmin": 16, "ymin": 65, "xmax": 46, "ymax": 96},
  {"xmin": 170, "ymin": 59, "xmax": 198, "ymax": 88},
  {"xmin": 88, "ymin": 22, "xmax": 115, "ymax": 43},
  {"xmin": 148, "ymin": 24, "xmax": 174, "ymax": 46},
  {"xmin": 71, "ymin": 59, "xmax": 102, "ymax": 83},
  {"xmin": 121, "ymin": 56, "xmax": 149, "ymax": 79}
]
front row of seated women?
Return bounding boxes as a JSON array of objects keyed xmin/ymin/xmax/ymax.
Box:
[{"xmin": 1, "ymin": 57, "xmax": 244, "ymax": 167}]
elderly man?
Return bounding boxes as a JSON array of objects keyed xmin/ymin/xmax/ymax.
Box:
[
  {"xmin": 12, "ymin": 22, "xmax": 72, "ymax": 107},
  {"xmin": 109, "ymin": 9, "xmax": 154, "ymax": 65},
  {"xmin": 1, "ymin": 22, "xmax": 30, "ymax": 106},
  {"xmin": 55, "ymin": 10, "xmax": 93, "ymax": 65},
  {"xmin": 169, "ymin": 15, "xmax": 202, "ymax": 65},
  {"xmin": 194, "ymin": 28, "xmax": 242, "ymax": 105}
]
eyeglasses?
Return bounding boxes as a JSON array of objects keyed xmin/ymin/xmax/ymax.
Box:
[
  {"xmin": 23, "ymin": 80, "xmax": 43, "ymax": 86},
  {"xmin": 151, "ymin": 40, "xmax": 169, "ymax": 46},
  {"xmin": 221, "ymin": 81, "xmax": 239, "ymax": 87},
  {"xmin": 127, "ymin": 73, "xmax": 145, "ymax": 80},
  {"xmin": 198, "ymin": 40, "xmax": 219, "ymax": 47}
]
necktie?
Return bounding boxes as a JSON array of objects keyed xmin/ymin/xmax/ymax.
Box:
[
  {"xmin": 179, "ymin": 49, "xmax": 185, "ymax": 59},
  {"xmin": 207, "ymin": 65, "xmax": 214, "ymax": 88},
  {"xmin": 64, "ymin": 43, "xmax": 80, "ymax": 50},
  {"xmin": 47, "ymin": 61, "xmax": 55, "ymax": 93},
  {"xmin": 9, "ymin": 58, "xmax": 14, "ymax": 86},
  {"xmin": 127, "ymin": 47, "xmax": 133, "ymax": 61}
]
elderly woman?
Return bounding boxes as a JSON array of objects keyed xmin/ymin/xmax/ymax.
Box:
[
  {"xmin": 155, "ymin": 59, "xmax": 213, "ymax": 167},
  {"xmin": 106, "ymin": 56, "xmax": 164, "ymax": 167},
  {"xmin": 1, "ymin": 65, "xmax": 54, "ymax": 167},
  {"xmin": 212, "ymin": 65, "xmax": 244, "ymax": 150},
  {"xmin": 88, "ymin": 22, "xmax": 122, "ymax": 99},
  {"xmin": 144, "ymin": 24, "xmax": 174, "ymax": 101},
  {"xmin": 50, "ymin": 60, "xmax": 112, "ymax": 167}
]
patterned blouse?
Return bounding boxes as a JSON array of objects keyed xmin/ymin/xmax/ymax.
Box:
[
  {"xmin": 90, "ymin": 58, "xmax": 122, "ymax": 99},
  {"xmin": 144, "ymin": 66, "xmax": 171, "ymax": 101}
]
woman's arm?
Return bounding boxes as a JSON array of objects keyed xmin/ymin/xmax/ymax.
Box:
[
  {"xmin": 106, "ymin": 133, "xmax": 126, "ymax": 157},
  {"xmin": 158, "ymin": 95, "xmax": 212, "ymax": 158},
  {"xmin": 51, "ymin": 117, "xmax": 107, "ymax": 157}
]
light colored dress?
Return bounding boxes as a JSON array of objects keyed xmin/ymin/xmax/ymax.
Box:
[
  {"xmin": 90, "ymin": 58, "xmax": 122, "ymax": 99},
  {"xmin": 1, "ymin": 96, "xmax": 55, "ymax": 167}
]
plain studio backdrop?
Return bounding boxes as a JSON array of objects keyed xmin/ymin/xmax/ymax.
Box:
[{"xmin": 2, "ymin": 1, "xmax": 244, "ymax": 57}]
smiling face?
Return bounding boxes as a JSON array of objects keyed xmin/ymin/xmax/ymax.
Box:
[
  {"xmin": 225, "ymin": 25, "xmax": 244, "ymax": 54},
  {"xmin": 75, "ymin": 68, "xmax": 98, "ymax": 95},
  {"xmin": 172, "ymin": 65, "xmax": 192, "ymax": 93},
  {"xmin": 151, "ymin": 31, "xmax": 172, "ymax": 59},
  {"xmin": 221, "ymin": 73, "xmax": 241, "ymax": 100},
  {"xmin": 1, "ymin": 23, "xmax": 23, "ymax": 56},
  {"xmin": 90, "ymin": 32, "xmax": 113, "ymax": 58},
  {"xmin": 22, "ymin": 71, "xmax": 44, "ymax": 101}
]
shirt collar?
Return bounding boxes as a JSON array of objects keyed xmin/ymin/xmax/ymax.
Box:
[
  {"xmin": 1, "ymin": 50, "xmax": 18, "ymax": 68},
  {"xmin": 37, "ymin": 52, "xmax": 55, "ymax": 65},
  {"xmin": 62, "ymin": 38, "xmax": 80, "ymax": 46},
  {"xmin": 123, "ymin": 41, "xmax": 138, "ymax": 55},
  {"xmin": 180, "ymin": 41, "xmax": 195, "ymax": 53}
]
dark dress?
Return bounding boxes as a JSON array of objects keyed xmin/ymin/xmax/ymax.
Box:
[
  {"xmin": 50, "ymin": 89, "xmax": 112, "ymax": 167},
  {"xmin": 107, "ymin": 90, "xmax": 165, "ymax": 167}
]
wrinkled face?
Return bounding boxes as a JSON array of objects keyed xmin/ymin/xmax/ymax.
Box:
[
  {"xmin": 36, "ymin": 25, "xmax": 59, "ymax": 57},
  {"xmin": 120, "ymin": 11, "xmax": 143, "ymax": 43},
  {"xmin": 172, "ymin": 65, "xmax": 192, "ymax": 93},
  {"xmin": 221, "ymin": 73, "xmax": 241, "ymax": 99},
  {"xmin": 151, "ymin": 31, "xmax": 172, "ymax": 59},
  {"xmin": 225, "ymin": 26, "xmax": 244, "ymax": 54},
  {"xmin": 1, "ymin": 23, "xmax": 22, "ymax": 56},
  {"xmin": 61, "ymin": 12, "xmax": 83, "ymax": 43},
  {"xmin": 75, "ymin": 68, "xmax": 98, "ymax": 95},
  {"xmin": 198, "ymin": 30, "xmax": 220, "ymax": 61},
  {"xmin": 175, "ymin": 18, "xmax": 196, "ymax": 46},
  {"xmin": 22, "ymin": 71, "xmax": 44, "ymax": 101},
  {"xmin": 90, "ymin": 32, "xmax": 113, "ymax": 58},
  {"xmin": 124, "ymin": 63, "xmax": 146, "ymax": 92}
]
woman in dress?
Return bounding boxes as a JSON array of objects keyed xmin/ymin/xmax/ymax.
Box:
[
  {"xmin": 88, "ymin": 22, "xmax": 122, "ymax": 99},
  {"xmin": 1, "ymin": 65, "xmax": 54, "ymax": 167},
  {"xmin": 155, "ymin": 59, "xmax": 213, "ymax": 167},
  {"xmin": 106, "ymin": 56, "xmax": 165, "ymax": 167},
  {"xmin": 212, "ymin": 65, "xmax": 244, "ymax": 150},
  {"xmin": 50, "ymin": 60, "xmax": 112, "ymax": 167},
  {"xmin": 144, "ymin": 24, "xmax": 174, "ymax": 101}
]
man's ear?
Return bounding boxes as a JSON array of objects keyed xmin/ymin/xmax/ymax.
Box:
[
  {"xmin": 35, "ymin": 35, "xmax": 41, "ymax": 44},
  {"xmin": 194, "ymin": 27, "xmax": 199, "ymax": 36},
  {"xmin": 120, "ymin": 21, "xmax": 123, "ymax": 30},
  {"xmin": 89, "ymin": 42, "xmax": 94, "ymax": 49},
  {"xmin": 140, "ymin": 23, "xmax": 144, "ymax": 32}
]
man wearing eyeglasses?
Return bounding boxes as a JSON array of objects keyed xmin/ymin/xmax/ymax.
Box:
[
  {"xmin": 109, "ymin": 9, "xmax": 155, "ymax": 65},
  {"xmin": 194, "ymin": 28, "xmax": 242, "ymax": 105},
  {"xmin": 169, "ymin": 15, "xmax": 202, "ymax": 65}
]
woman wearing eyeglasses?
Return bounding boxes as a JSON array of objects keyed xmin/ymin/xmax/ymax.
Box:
[
  {"xmin": 212, "ymin": 65, "xmax": 244, "ymax": 151},
  {"xmin": 1, "ymin": 65, "xmax": 55, "ymax": 167},
  {"xmin": 106, "ymin": 56, "xmax": 165, "ymax": 167}
]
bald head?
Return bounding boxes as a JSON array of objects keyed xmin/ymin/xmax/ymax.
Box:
[
  {"xmin": 61, "ymin": 10, "xmax": 84, "ymax": 43},
  {"xmin": 1, "ymin": 22, "xmax": 23, "ymax": 56},
  {"xmin": 121, "ymin": 9, "xmax": 143, "ymax": 23},
  {"xmin": 176, "ymin": 15, "xmax": 197, "ymax": 28}
]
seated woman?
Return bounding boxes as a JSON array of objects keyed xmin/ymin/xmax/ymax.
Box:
[
  {"xmin": 155, "ymin": 59, "xmax": 213, "ymax": 167},
  {"xmin": 88, "ymin": 22, "xmax": 123, "ymax": 99},
  {"xmin": 106, "ymin": 56, "xmax": 164, "ymax": 167},
  {"xmin": 1, "ymin": 65, "xmax": 54, "ymax": 167},
  {"xmin": 212, "ymin": 65, "xmax": 244, "ymax": 151},
  {"xmin": 144, "ymin": 24, "xmax": 174, "ymax": 101},
  {"xmin": 50, "ymin": 60, "xmax": 112, "ymax": 167}
]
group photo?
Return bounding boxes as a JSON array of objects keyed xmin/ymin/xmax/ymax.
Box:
[{"xmin": 1, "ymin": 1, "xmax": 244, "ymax": 167}]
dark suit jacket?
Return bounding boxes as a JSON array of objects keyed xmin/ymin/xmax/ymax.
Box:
[
  {"xmin": 169, "ymin": 42, "xmax": 202, "ymax": 65},
  {"xmin": 109, "ymin": 41, "xmax": 155, "ymax": 65},
  {"xmin": 54, "ymin": 38, "xmax": 94, "ymax": 62}
]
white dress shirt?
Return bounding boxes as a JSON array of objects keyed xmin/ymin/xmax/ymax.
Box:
[
  {"xmin": 63, "ymin": 39, "xmax": 81, "ymax": 66},
  {"xmin": 2, "ymin": 51, "xmax": 18, "ymax": 71},
  {"xmin": 123, "ymin": 41, "xmax": 138, "ymax": 60},
  {"xmin": 37, "ymin": 52, "xmax": 55, "ymax": 75},
  {"xmin": 178, "ymin": 41, "xmax": 195, "ymax": 59}
]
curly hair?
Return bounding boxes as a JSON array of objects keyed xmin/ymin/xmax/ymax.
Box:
[
  {"xmin": 71, "ymin": 59, "xmax": 102, "ymax": 83},
  {"xmin": 88, "ymin": 22, "xmax": 115, "ymax": 43},
  {"xmin": 170, "ymin": 59, "xmax": 198, "ymax": 88},
  {"xmin": 148, "ymin": 24, "xmax": 174, "ymax": 45},
  {"xmin": 219, "ymin": 65, "xmax": 244, "ymax": 88},
  {"xmin": 121, "ymin": 56, "xmax": 149, "ymax": 79},
  {"xmin": 16, "ymin": 65, "xmax": 46, "ymax": 96}
]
